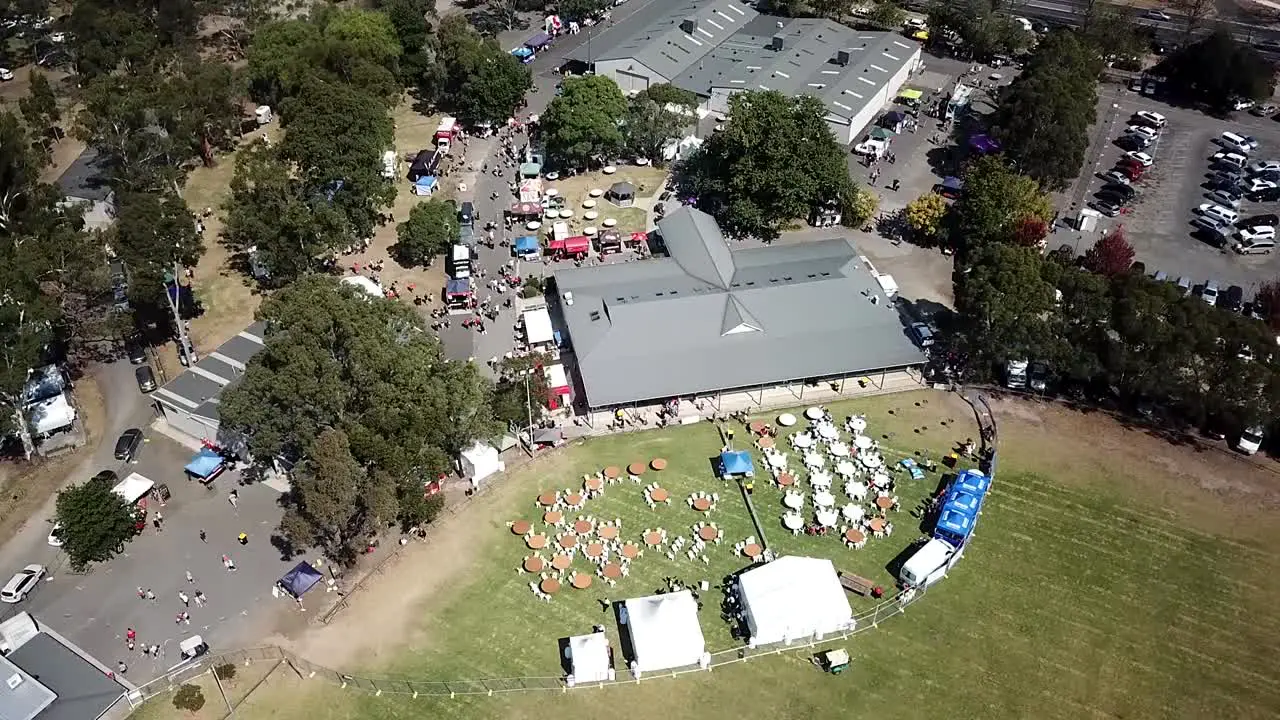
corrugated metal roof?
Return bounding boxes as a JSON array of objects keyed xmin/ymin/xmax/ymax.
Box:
[
  {"xmin": 154, "ymin": 320, "xmax": 267, "ymax": 420},
  {"xmin": 6, "ymin": 633, "xmax": 124, "ymax": 720},
  {"xmin": 0, "ymin": 654, "xmax": 56, "ymax": 720},
  {"xmin": 555, "ymin": 207, "xmax": 924, "ymax": 408}
]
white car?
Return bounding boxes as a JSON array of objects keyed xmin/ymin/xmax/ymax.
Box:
[
  {"xmin": 0, "ymin": 68, "xmax": 13, "ymax": 82},
  {"xmin": 1125, "ymin": 125, "xmax": 1159, "ymax": 141},
  {"xmin": 1233, "ymin": 98, "xmax": 1257, "ymax": 111},
  {"xmin": 1249, "ymin": 159, "xmax": 1280, "ymax": 174},
  {"xmin": 1124, "ymin": 151, "xmax": 1154, "ymax": 167},
  {"xmin": 1202, "ymin": 281, "xmax": 1221, "ymax": 306},
  {"xmin": 1213, "ymin": 151, "xmax": 1248, "ymax": 170},
  {"xmin": 1238, "ymin": 225, "xmax": 1277, "ymax": 243},
  {"xmin": 1143, "ymin": 9, "xmax": 1172, "ymax": 20},
  {"xmin": 1, "ymin": 565, "xmax": 45, "ymax": 603},
  {"xmin": 47, "ymin": 522, "xmax": 63, "ymax": 547},
  {"xmin": 1238, "ymin": 426, "xmax": 1265, "ymax": 454},
  {"xmin": 1246, "ymin": 178, "xmax": 1278, "ymax": 194},
  {"xmin": 1198, "ymin": 203, "xmax": 1240, "ymax": 225},
  {"xmin": 1133, "ymin": 110, "xmax": 1167, "ymax": 128},
  {"xmin": 1192, "ymin": 215, "xmax": 1229, "ymax": 236}
]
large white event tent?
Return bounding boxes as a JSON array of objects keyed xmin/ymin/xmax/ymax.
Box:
[
  {"xmin": 737, "ymin": 556, "xmax": 854, "ymax": 646},
  {"xmin": 566, "ymin": 632, "xmax": 614, "ymax": 685},
  {"xmin": 621, "ymin": 590, "xmax": 707, "ymax": 673}
]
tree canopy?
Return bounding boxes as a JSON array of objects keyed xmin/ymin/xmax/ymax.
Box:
[
  {"xmin": 678, "ymin": 90, "xmax": 858, "ymax": 240},
  {"xmin": 1156, "ymin": 31, "xmax": 1276, "ymax": 113},
  {"xmin": 926, "ymin": 0, "xmax": 1031, "ymax": 59},
  {"xmin": 419, "ymin": 15, "xmax": 530, "ymax": 126},
  {"xmin": 1082, "ymin": 226, "xmax": 1135, "ymax": 276},
  {"xmin": 992, "ymin": 31, "xmax": 1101, "ymax": 191},
  {"xmin": 904, "ymin": 192, "xmax": 948, "ymax": 242},
  {"xmin": 952, "ymin": 156, "xmax": 1052, "ymax": 252},
  {"xmin": 541, "ymin": 75, "xmax": 629, "ymax": 169},
  {"xmin": 220, "ymin": 277, "xmax": 496, "ymax": 554},
  {"xmin": 54, "ymin": 475, "xmax": 138, "ymax": 571},
  {"xmin": 392, "ymin": 199, "xmax": 459, "ymax": 267}
]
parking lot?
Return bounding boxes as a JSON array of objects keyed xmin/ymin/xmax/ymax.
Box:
[
  {"xmin": 2, "ymin": 425, "xmax": 303, "ymax": 678},
  {"xmin": 1069, "ymin": 90, "xmax": 1280, "ymax": 302}
]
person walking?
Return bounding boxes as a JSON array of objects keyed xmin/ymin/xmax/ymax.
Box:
[
  {"xmin": 185, "ymin": 569, "xmax": 194, "ymax": 583},
  {"xmin": 238, "ymin": 532, "xmax": 248, "ymax": 546},
  {"xmin": 126, "ymin": 628, "xmax": 136, "ymax": 645},
  {"xmin": 194, "ymin": 590, "xmax": 207, "ymax": 606},
  {"xmin": 116, "ymin": 660, "xmax": 128, "ymax": 675},
  {"xmin": 137, "ymin": 587, "xmax": 146, "ymax": 600},
  {"xmin": 178, "ymin": 591, "xmax": 190, "ymax": 607},
  {"xmin": 144, "ymin": 588, "xmax": 156, "ymax": 601},
  {"xmin": 198, "ymin": 529, "xmax": 207, "ymax": 543},
  {"xmin": 228, "ymin": 489, "xmax": 238, "ymax": 508}
]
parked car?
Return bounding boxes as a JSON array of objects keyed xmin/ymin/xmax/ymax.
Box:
[
  {"xmin": 113, "ymin": 428, "xmax": 144, "ymax": 462},
  {"xmin": 47, "ymin": 523, "xmax": 63, "ymax": 547},
  {"xmin": 1238, "ymin": 425, "xmax": 1265, "ymax": 455},
  {"xmin": 1142, "ymin": 9, "xmax": 1171, "ymax": 20},
  {"xmin": 1237, "ymin": 213, "xmax": 1279, "ymax": 229},
  {"xmin": 1224, "ymin": 285, "xmax": 1245, "ymax": 312},
  {"xmin": 1253, "ymin": 186, "xmax": 1280, "ymax": 202},
  {"xmin": 1125, "ymin": 125, "xmax": 1159, "ymax": 142},
  {"xmin": 1132, "ymin": 110, "xmax": 1167, "ymax": 128},
  {"xmin": 1192, "ymin": 215, "xmax": 1230, "ymax": 238},
  {"xmin": 1, "ymin": 565, "xmax": 45, "ymax": 603},
  {"xmin": 1205, "ymin": 190, "xmax": 1242, "ymax": 209},
  {"xmin": 135, "ymin": 365, "xmax": 156, "ymax": 393},
  {"xmin": 1198, "ymin": 203, "xmax": 1240, "ymax": 225},
  {"xmin": 1101, "ymin": 183, "xmax": 1136, "ymax": 200},
  {"xmin": 1202, "ymin": 280, "xmax": 1221, "ymax": 306},
  {"xmin": 1235, "ymin": 236, "xmax": 1276, "ymax": 255},
  {"xmin": 1176, "ymin": 276, "xmax": 1192, "ymax": 296},
  {"xmin": 908, "ymin": 322, "xmax": 935, "ymax": 348},
  {"xmin": 1097, "ymin": 189, "xmax": 1133, "ymax": 207},
  {"xmin": 1248, "ymin": 159, "xmax": 1280, "ymax": 174},
  {"xmin": 1251, "ymin": 104, "xmax": 1280, "ymax": 117},
  {"xmin": 1124, "ymin": 150, "xmax": 1155, "ymax": 167},
  {"xmin": 1232, "ymin": 98, "xmax": 1257, "ymax": 111},
  {"xmin": 126, "ymin": 338, "xmax": 147, "ymax": 365},
  {"xmin": 1212, "ymin": 151, "xmax": 1248, "ymax": 170},
  {"xmin": 1237, "ymin": 224, "xmax": 1277, "ymax": 243},
  {"xmin": 1090, "ymin": 199, "xmax": 1123, "ymax": 217},
  {"xmin": 1100, "ymin": 169, "xmax": 1132, "ymax": 185},
  {"xmin": 1245, "ymin": 178, "xmax": 1278, "ymax": 195}
]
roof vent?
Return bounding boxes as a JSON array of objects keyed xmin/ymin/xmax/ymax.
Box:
[
  {"xmin": 589, "ymin": 310, "xmax": 601, "ymax": 321},
  {"xmin": 770, "ymin": 35, "xmax": 784, "ymax": 51},
  {"xmin": 5, "ymin": 674, "xmax": 22, "ymax": 690},
  {"xmin": 680, "ymin": 18, "xmax": 697, "ymax": 34},
  {"xmin": 563, "ymin": 291, "xmax": 574, "ymax": 306},
  {"xmin": 836, "ymin": 50, "xmax": 850, "ymax": 66}
]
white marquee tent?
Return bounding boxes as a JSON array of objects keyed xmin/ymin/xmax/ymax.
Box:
[
  {"xmin": 622, "ymin": 590, "xmax": 706, "ymax": 673},
  {"xmin": 737, "ymin": 556, "xmax": 854, "ymax": 646},
  {"xmin": 458, "ymin": 441, "xmax": 504, "ymax": 487},
  {"xmin": 566, "ymin": 632, "xmax": 613, "ymax": 685},
  {"xmin": 523, "ymin": 307, "xmax": 554, "ymax": 346}
]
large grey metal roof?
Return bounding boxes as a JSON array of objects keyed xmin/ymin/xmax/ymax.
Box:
[
  {"xmin": 555, "ymin": 207, "xmax": 924, "ymax": 408},
  {"xmin": 567, "ymin": 0, "xmax": 758, "ymax": 81},
  {"xmin": 54, "ymin": 148, "xmax": 112, "ymax": 203},
  {"xmin": 671, "ymin": 18, "xmax": 920, "ymax": 122},
  {"xmin": 6, "ymin": 633, "xmax": 122, "ymax": 720},
  {"xmin": 0, "ymin": 654, "xmax": 56, "ymax": 720},
  {"xmin": 153, "ymin": 321, "xmax": 266, "ymax": 422}
]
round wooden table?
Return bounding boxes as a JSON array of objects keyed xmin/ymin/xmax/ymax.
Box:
[
  {"xmin": 628, "ymin": 462, "xmax": 646, "ymax": 476},
  {"xmin": 523, "ymin": 556, "xmax": 545, "ymax": 572},
  {"xmin": 573, "ymin": 519, "xmax": 594, "ymax": 534},
  {"xmin": 758, "ymin": 436, "xmax": 775, "ymax": 449},
  {"xmin": 571, "ymin": 573, "xmax": 593, "ymax": 589},
  {"xmin": 511, "ymin": 520, "xmax": 532, "ymax": 535},
  {"xmin": 526, "ymin": 534, "xmax": 547, "ymax": 549},
  {"xmin": 692, "ymin": 497, "xmax": 712, "ymax": 512},
  {"xmin": 540, "ymin": 578, "xmax": 561, "ymax": 594},
  {"xmin": 584, "ymin": 477, "xmax": 603, "ymax": 492},
  {"xmin": 749, "ymin": 420, "xmax": 767, "ymax": 434},
  {"xmin": 743, "ymin": 542, "xmax": 763, "ymax": 558},
  {"xmin": 845, "ymin": 529, "xmax": 866, "ymax": 545},
  {"xmin": 868, "ymin": 518, "xmax": 886, "ymax": 533},
  {"xmin": 603, "ymin": 466, "xmax": 621, "ymax": 480},
  {"xmin": 651, "ymin": 458, "xmax": 668, "ymax": 471},
  {"xmin": 620, "ymin": 543, "xmax": 640, "ymax": 559},
  {"xmin": 602, "ymin": 563, "xmax": 623, "ymax": 579},
  {"xmin": 537, "ymin": 492, "xmax": 558, "ymax": 507},
  {"xmin": 559, "ymin": 534, "xmax": 578, "ymax": 549},
  {"xmin": 565, "ymin": 493, "xmax": 584, "ymax": 507},
  {"xmin": 543, "ymin": 510, "xmax": 563, "ymax": 525},
  {"xmin": 777, "ymin": 473, "xmax": 795, "ymax": 487},
  {"xmin": 643, "ymin": 531, "xmax": 663, "ymax": 546},
  {"xmin": 698, "ymin": 525, "xmax": 719, "ymax": 542},
  {"xmin": 584, "ymin": 542, "xmax": 604, "ymax": 559},
  {"xmin": 650, "ymin": 487, "xmax": 669, "ymax": 503},
  {"xmin": 552, "ymin": 554, "xmax": 573, "ymax": 570},
  {"xmin": 875, "ymin": 496, "xmax": 894, "ymax": 510},
  {"xmin": 598, "ymin": 525, "xmax": 619, "ymax": 540}
]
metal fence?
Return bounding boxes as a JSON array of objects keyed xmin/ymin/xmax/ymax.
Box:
[{"xmin": 119, "ymin": 389, "xmax": 995, "ymax": 710}]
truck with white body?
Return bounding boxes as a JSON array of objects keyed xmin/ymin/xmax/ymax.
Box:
[
  {"xmin": 435, "ymin": 117, "xmax": 458, "ymax": 151},
  {"xmin": 1005, "ymin": 359, "xmax": 1028, "ymax": 390},
  {"xmin": 899, "ymin": 537, "xmax": 958, "ymax": 588}
]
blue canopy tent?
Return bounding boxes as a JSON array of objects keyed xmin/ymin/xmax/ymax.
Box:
[
  {"xmin": 524, "ymin": 32, "xmax": 552, "ymax": 50},
  {"xmin": 718, "ymin": 450, "xmax": 755, "ymax": 479},
  {"xmin": 952, "ymin": 469, "xmax": 991, "ymax": 498},
  {"xmin": 184, "ymin": 448, "xmax": 225, "ymax": 483},
  {"xmin": 513, "ymin": 235, "xmax": 540, "ymax": 258},
  {"xmin": 934, "ymin": 507, "xmax": 976, "ymax": 545},
  {"xmin": 881, "ymin": 111, "xmax": 906, "ymax": 130},
  {"xmin": 942, "ymin": 491, "xmax": 981, "ymax": 516},
  {"xmin": 511, "ymin": 46, "xmax": 535, "ymax": 64},
  {"xmin": 278, "ymin": 562, "xmax": 324, "ymax": 599},
  {"xmin": 412, "ymin": 176, "xmax": 437, "ymax": 196}
]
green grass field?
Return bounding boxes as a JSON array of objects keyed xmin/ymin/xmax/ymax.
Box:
[{"xmin": 137, "ymin": 391, "xmax": 1280, "ymax": 720}]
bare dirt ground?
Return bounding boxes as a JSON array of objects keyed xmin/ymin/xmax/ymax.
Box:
[{"xmin": 0, "ymin": 375, "xmax": 104, "ymax": 546}]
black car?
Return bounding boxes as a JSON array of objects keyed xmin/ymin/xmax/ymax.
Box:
[
  {"xmin": 1224, "ymin": 285, "xmax": 1245, "ymax": 313},
  {"xmin": 1238, "ymin": 213, "xmax": 1279, "ymax": 229},
  {"xmin": 1210, "ymin": 169, "xmax": 1244, "ymax": 185},
  {"xmin": 90, "ymin": 470, "xmax": 119, "ymax": 485},
  {"xmin": 1252, "ymin": 186, "xmax": 1280, "ymax": 203},
  {"xmin": 1101, "ymin": 183, "xmax": 1136, "ymax": 200},
  {"xmin": 125, "ymin": 338, "xmax": 147, "ymax": 365},
  {"xmin": 1096, "ymin": 190, "xmax": 1132, "ymax": 207},
  {"xmin": 135, "ymin": 365, "xmax": 156, "ymax": 392},
  {"xmin": 113, "ymin": 429, "xmax": 143, "ymax": 462}
]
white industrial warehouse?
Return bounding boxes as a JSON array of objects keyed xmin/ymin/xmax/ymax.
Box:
[{"xmin": 567, "ymin": 0, "xmax": 922, "ymax": 143}]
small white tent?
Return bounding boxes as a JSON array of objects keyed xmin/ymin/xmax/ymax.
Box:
[
  {"xmin": 566, "ymin": 632, "xmax": 613, "ymax": 685},
  {"xmin": 737, "ymin": 556, "xmax": 854, "ymax": 646},
  {"xmin": 458, "ymin": 441, "xmax": 504, "ymax": 487},
  {"xmin": 341, "ymin": 275, "xmax": 384, "ymax": 298},
  {"xmin": 622, "ymin": 590, "xmax": 706, "ymax": 673}
]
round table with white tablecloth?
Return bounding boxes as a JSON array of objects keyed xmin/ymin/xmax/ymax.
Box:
[
  {"xmin": 814, "ymin": 490, "xmax": 835, "ymax": 507},
  {"xmin": 817, "ymin": 424, "xmax": 839, "ymax": 441},
  {"xmin": 871, "ymin": 472, "xmax": 892, "ymax": 489},
  {"xmin": 854, "ymin": 434, "xmax": 874, "ymax": 450},
  {"xmin": 815, "ymin": 509, "xmax": 839, "ymax": 527},
  {"xmin": 782, "ymin": 513, "xmax": 803, "ymax": 530},
  {"xmin": 829, "ymin": 442, "xmax": 849, "ymax": 457},
  {"xmin": 783, "ymin": 493, "xmax": 805, "ymax": 510},
  {"xmin": 841, "ymin": 503, "xmax": 865, "ymax": 522},
  {"xmin": 809, "ymin": 470, "xmax": 833, "ymax": 490},
  {"xmin": 778, "ymin": 413, "xmax": 797, "ymax": 427},
  {"xmin": 860, "ymin": 453, "xmax": 883, "ymax": 469},
  {"xmin": 804, "ymin": 407, "xmax": 824, "ymax": 421},
  {"xmin": 803, "ymin": 452, "xmax": 825, "ymax": 468},
  {"xmin": 847, "ymin": 416, "xmax": 867, "ymax": 434},
  {"xmin": 845, "ymin": 481, "xmax": 868, "ymax": 500},
  {"xmin": 767, "ymin": 452, "xmax": 789, "ymax": 469},
  {"xmin": 792, "ymin": 433, "xmax": 814, "ymax": 449},
  {"xmin": 835, "ymin": 460, "xmax": 857, "ymax": 478}
]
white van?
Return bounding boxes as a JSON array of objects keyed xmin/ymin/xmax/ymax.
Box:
[
  {"xmin": 1219, "ymin": 131, "xmax": 1258, "ymax": 154},
  {"xmin": 899, "ymin": 538, "xmax": 958, "ymax": 587},
  {"xmin": 449, "ymin": 244, "xmax": 471, "ymax": 279}
]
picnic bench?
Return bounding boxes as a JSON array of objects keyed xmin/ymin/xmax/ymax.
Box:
[{"xmin": 838, "ymin": 572, "xmax": 876, "ymax": 596}]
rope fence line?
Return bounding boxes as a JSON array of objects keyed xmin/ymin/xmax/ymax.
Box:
[{"xmin": 121, "ymin": 387, "xmax": 995, "ymax": 711}]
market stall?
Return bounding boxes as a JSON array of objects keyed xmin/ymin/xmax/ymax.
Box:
[
  {"xmin": 184, "ymin": 448, "xmax": 226, "ymax": 485},
  {"xmin": 513, "ymin": 235, "xmax": 540, "ymax": 259}
]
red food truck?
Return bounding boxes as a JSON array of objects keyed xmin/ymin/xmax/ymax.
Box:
[{"xmin": 548, "ymin": 235, "xmax": 591, "ymax": 261}]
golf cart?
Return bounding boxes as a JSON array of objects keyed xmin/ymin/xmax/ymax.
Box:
[
  {"xmin": 818, "ymin": 648, "xmax": 850, "ymax": 674},
  {"xmin": 180, "ymin": 635, "xmax": 209, "ymax": 661}
]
